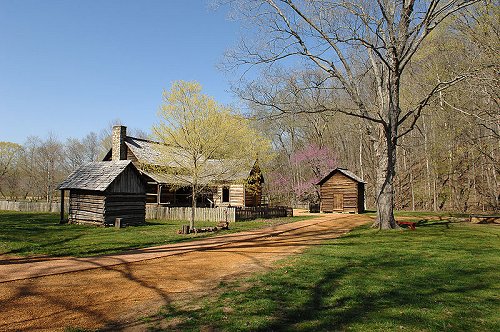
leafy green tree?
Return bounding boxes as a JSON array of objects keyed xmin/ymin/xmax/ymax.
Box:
[{"xmin": 152, "ymin": 81, "xmax": 270, "ymax": 229}]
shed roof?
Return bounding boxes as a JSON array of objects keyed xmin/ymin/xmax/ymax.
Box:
[
  {"xmin": 316, "ymin": 168, "xmax": 366, "ymax": 185},
  {"xmin": 58, "ymin": 161, "xmax": 136, "ymax": 191}
]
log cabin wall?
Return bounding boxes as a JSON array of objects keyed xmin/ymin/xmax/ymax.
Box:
[
  {"xmin": 215, "ymin": 184, "xmax": 245, "ymax": 207},
  {"xmin": 320, "ymin": 172, "xmax": 359, "ymax": 213},
  {"xmin": 68, "ymin": 191, "xmax": 145, "ymax": 226},
  {"xmin": 103, "ymin": 165, "xmax": 146, "ymax": 225},
  {"xmin": 230, "ymin": 184, "xmax": 245, "ymax": 206},
  {"xmin": 215, "ymin": 186, "xmax": 223, "ymax": 206},
  {"xmin": 103, "ymin": 194, "xmax": 145, "ymax": 225},
  {"xmin": 69, "ymin": 191, "xmax": 106, "ymax": 225}
]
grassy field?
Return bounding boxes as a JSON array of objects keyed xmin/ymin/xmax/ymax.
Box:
[
  {"xmin": 148, "ymin": 220, "xmax": 500, "ymax": 331},
  {"xmin": 0, "ymin": 211, "xmax": 311, "ymax": 257}
]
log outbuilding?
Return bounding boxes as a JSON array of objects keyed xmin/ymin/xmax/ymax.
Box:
[
  {"xmin": 316, "ymin": 168, "xmax": 365, "ymax": 214},
  {"xmin": 58, "ymin": 160, "xmax": 146, "ymax": 226}
]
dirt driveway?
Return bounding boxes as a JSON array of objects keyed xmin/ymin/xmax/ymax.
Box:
[{"xmin": 0, "ymin": 213, "xmax": 370, "ymax": 331}]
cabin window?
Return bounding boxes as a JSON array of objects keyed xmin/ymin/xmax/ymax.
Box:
[{"xmin": 222, "ymin": 186, "xmax": 230, "ymax": 203}]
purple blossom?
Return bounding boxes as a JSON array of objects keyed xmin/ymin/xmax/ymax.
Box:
[{"xmin": 268, "ymin": 143, "xmax": 337, "ymax": 203}]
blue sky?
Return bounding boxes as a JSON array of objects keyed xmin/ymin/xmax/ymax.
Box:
[{"xmin": 0, "ymin": 0, "xmax": 243, "ymax": 144}]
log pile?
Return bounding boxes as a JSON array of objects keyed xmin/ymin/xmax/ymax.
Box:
[
  {"xmin": 469, "ymin": 215, "xmax": 500, "ymax": 224},
  {"xmin": 178, "ymin": 221, "xmax": 230, "ymax": 234}
]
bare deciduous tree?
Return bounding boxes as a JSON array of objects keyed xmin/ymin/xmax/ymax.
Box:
[
  {"xmin": 222, "ymin": 0, "xmax": 481, "ymax": 228},
  {"xmin": 0, "ymin": 142, "xmax": 23, "ymax": 198}
]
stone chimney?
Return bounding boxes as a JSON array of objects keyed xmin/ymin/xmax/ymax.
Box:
[{"xmin": 112, "ymin": 125, "xmax": 127, "ymax": 161}]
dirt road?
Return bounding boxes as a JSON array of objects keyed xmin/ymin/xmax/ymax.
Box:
[{"xmin": 0, "ymin": 214, "xmax": 370, "ymax": 331}]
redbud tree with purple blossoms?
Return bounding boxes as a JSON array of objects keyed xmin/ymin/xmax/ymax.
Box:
[{"xmin": 268, "ymin": 143, "xmax": 337, "ymax": 204}]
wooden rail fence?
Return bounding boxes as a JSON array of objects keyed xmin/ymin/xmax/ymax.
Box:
[
  {"xmin": 0, "ymin": 200, "xmax": 68, "ymax": 213},
  {"xmin": 235, "ymin": 206, "xmax": 292, "ymax": 221},
  {"xmin": 146, "ymin": 205, "xmax": 236, "ymax": 223},
  {"xmin": 146, "ymin": 206, "xmax": 292, "ymax": 222}
]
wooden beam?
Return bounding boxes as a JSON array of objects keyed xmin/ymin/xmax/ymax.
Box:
[
  {"xmin": 59, "ymin": 190, "xmax": 66, "ymax": 224},
  {"xmin": 157, "ymin": 184, "xmax": 162, "ymax": 205}
]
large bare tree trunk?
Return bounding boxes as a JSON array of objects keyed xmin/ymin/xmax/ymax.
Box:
[
  {"xmin": 372, "ymin": 76, "xmax": 400, "ymax": 229},
  {"xmin": 373, "ymin": 126, "xmax": 399, "ymax": 229}
]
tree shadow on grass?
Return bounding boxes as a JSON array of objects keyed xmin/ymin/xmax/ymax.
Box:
[
  {"xmin": 254, "ymin": 265, "xmax": 493, "ymax": 331},
  {"xmin": 149, "ymin": 228, "xmax": 499, "ymax": 332},
  {"xmin": 4, "ymin": 213, "xmax": 495, "ymax": 331},
  {"xmin": 0, "ymin": 233, "xmax": 86, "ymax": 258}
]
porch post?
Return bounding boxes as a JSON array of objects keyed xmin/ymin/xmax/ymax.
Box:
[
  {"xmin": 59, "ymin": 190, "xmax": 66, "ymax": 224},
  {"xmin": 157, "ymin": 184, "xmax": 162, "ymax": 205}
]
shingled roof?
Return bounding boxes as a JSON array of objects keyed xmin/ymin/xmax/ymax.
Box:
[
  {"xmin": 58, "ymin": 161, "xmax": 134, "ymax": 191},
  {"xmin": 316, "ymin": 168, "xmax": 366, "ymax": 185},
  {"xmin": 105, "ymin": 135, "xmax": 257, "ymax": 183},
  {"xmin": 125, "ymin": 137, "xmax": 192, "ymax": 167},
  {"xmin": 141, "ymin": 159, "xmax": 257, "ymax": 185}
]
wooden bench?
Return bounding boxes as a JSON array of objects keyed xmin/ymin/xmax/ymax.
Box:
[
  {"xmin": 397, "ymin": 221, "xmax": 416, "ymax": 230},
  {"xmin": 469, "ymin": 215, "xmax": 500, "ymax": 224}
]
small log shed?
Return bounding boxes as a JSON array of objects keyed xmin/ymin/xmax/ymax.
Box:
[
  {"xmin": 316, "ymin": 168, "xmax": 366, "ymax": 214},
  {"xmin": 58, "ymin": 160, "xmax": 146, "ymax": 226}
]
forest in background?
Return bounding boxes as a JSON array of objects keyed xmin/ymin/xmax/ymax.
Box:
[
  {"xmin": 245, "ymin": 4, "xmax": 498, "ymax": 213},
  {"xmin": 0, "ymin": 123, "xmax": 147, "ymax": 204},
  {"xmin": 0, "ymin": 4, "xmax": 498, "ymax": 213}
]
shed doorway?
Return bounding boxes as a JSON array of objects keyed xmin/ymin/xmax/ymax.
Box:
[{"xmin": 333, "ymin": 193, "xmax": 343, "ymax": 211}]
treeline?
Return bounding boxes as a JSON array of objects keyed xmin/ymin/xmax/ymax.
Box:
[
  {"xmin": 253, "ymin": 5, "xmax": 499, "ymax": 213},
  {"xmin": 0, "ymin": 124, "xmax": 147, "ymax": 202},
  {"xmin": 259, "ymin": 108, "xmax": 498, "ymax": 212}
]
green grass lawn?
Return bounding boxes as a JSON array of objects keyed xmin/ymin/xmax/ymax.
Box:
[
  {"xmin": 0, "ymin": 211, "xmax": 311, "ymax": 257},
  {"xmin": 149, "ymin": 221, "xmax": 500, "ymax": 332}
]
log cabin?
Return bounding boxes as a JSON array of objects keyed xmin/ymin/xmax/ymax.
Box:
[
  {"xmin": 102, "ymin": 126, "xmax": 264, "ymax": 208},
  {"xmin": 58, "ymin": 160, "xmax": 146, "ymax": 226},
  {"xmin": 317, "ymin": 168, "xmax": 365, "ymax": 214}
]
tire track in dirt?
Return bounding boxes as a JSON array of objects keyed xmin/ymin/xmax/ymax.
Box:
[{"xmin": 0, "ymin": 214, "xmax": 370, "ymax": 331}]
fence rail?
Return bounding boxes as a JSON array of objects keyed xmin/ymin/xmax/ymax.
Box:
[
  {"xmin": 0, "ymin": 200, "xmax": 68, "ymax": 213},
  {"xmin": 146, "ymin": 206, "xmax": 292, "ymax": 222},
  {"xmin": 235, "ymin": 206, "xmax": 292, "ymax": 221},
  {"xmin": 146, "ymin": 205, "xmax": 236, "ymax": 223}
]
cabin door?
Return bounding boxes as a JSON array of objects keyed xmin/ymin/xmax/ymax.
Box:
[{"xmin": 333, "ymin": 193, "xmax": 343, "ymax": 211}]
